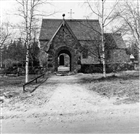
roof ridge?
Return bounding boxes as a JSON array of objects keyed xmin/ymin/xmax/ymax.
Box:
[
  {"xmin": 104, "ymin": 33, "xmax": 121, "ymax": 35},
  {"xmin": 42, "ymin": 19, "xmax": 99, "ymax": 21}
]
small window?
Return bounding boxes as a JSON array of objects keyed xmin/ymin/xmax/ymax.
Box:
[{"xmin": 82, "ymin": 48, "xmax": 88, "ymax": 59}]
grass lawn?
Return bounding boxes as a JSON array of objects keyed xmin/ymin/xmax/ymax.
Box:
[
  {"xmin": 0, "ymin": 70, "xmax": 139, "ymax": 105},
  {"xmin": 79, "ymin": 70, "xmax": 139, "ymax": 104},
  {"xmin": 0, "ymin": 74, "xmax": 40, "ymax": 95}
]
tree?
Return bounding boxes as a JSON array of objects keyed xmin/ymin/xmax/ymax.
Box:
[
  {"xmin": 85, "ymin": 0, "xmax": 119, "ymax": 77},
  {"xmin": 16, "ymin": 0, "xmax": 47, "ymax": 83},
  {"xmin": 0, "ymin": 22, "xmax": 11, "ymax": 68},
  {"xmin": 112, "ymin": 0, "xmax": 140, "ymax": 50},
  {"xmin": 127, "ymin": 43, "xmax": 139, "ymax": 61},
  {"xmin": 15, "ymin": 38, "xmax": 26, "ymax": 64},
  {"xmin": 38, "ymin": 50, "xmax": 48, "ymax": 68},
  {"xmin": 2, "ymin": 39, "xmax": 26, "ymax": 70},
  {"xmin": 29, "ymin": 39, "xmax": 40, "ymax": 67}
]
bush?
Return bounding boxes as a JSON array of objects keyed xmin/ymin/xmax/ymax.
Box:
[
  {"xmin": 0, "ymin": 68, "xmax": 5, "ymax": 75},
  {"xmin": 3, "ymin": 59, "xmax": 19, "ymax": 68},
  {"xmin": 80, "ymin": 64, "xmax": 103, "ymax": 73},
  {"xmin": 2, "ymin": 66, "xmax": 43, "ymax": 75},
  {"xmin": 29, "ymin": 66, "xmax": 44, "ymax": 74},
  {"xmin": 107, "ymin": 63, "xmax": 134, "ymax": 73},
  {"xmin": 79, "ymin": 63, "xmax": 134, "ymax": 73}
]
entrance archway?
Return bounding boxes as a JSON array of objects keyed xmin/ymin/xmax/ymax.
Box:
[
  {"xmin": 58, "ymin": 53, "xmax": 70, "ymax": 72},
  {"xmin": 55, "ymin": 46, "xmax": 74, "ymax": 72}
]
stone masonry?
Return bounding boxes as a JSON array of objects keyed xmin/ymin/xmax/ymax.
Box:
[{"xmin": 47, "ymin": 20, "xmax": 81, "ymax": 72}]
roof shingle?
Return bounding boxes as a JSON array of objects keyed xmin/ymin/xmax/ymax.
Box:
[
  {"xmin": 39, "ymin": 19, "xmax": 126, "ymax": 49},
  {"xmin": 104, "ymin": 33, "xmax": 126, "ymax": 49},
  {"xmin": 39, "ymin": 19, "xmax": 101, "ymax": 41}
]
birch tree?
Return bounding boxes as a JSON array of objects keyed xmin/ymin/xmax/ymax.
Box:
[
  {"xmin": 16, "ymin": 0, "xmax": 48, "ymax": 83},
  {"xmin": 85, "ymin": 0, "xmax": 119, "ymax": 77}
]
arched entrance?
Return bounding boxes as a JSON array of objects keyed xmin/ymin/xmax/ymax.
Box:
[
  {"xmin": 58, "ymin": 53, "xmax": 70, "ymax": 72},
  {"xmin": 55, "ymin": 46, "xmax": 74, "ymax": 72}
]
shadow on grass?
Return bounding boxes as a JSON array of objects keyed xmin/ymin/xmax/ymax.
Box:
[
  {"xmin": 24, "ymin": 75, "xmax": 50, "ymax": 93},
  {"xmin": 29, "ymin": 78, "xmax": 48, "ymax": 93},
  {"xmin": 78, "ymin": 71, "xmax": 139, "ymax": 104},
  {"xmin": 0, "ymin": 74, "xmax": 49, "ymax": 100},
  {"xmin": 0, "ymin": 75, "xmax": 40, "ymax": 87}
]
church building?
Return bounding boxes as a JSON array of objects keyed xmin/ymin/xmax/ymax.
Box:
[{"xmin": 39, "ymin": 16, "xmax": 130, "ymax": 73}]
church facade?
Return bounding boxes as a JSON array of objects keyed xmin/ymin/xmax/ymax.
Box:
[{"xmin": 39, "ymin": 18, "xmax": 130, "ymax": 73}]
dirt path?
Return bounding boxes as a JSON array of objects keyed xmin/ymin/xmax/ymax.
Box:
[{"xmin": 1, "ymin": 74, "xmax": 139, "ymax": 133}]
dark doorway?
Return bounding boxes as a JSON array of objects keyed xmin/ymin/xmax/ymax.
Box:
[
  {"xmin": 57, "ymin": 53, "xmax": 71, "ymax": 72},
  {"xmin": 59, "ymin": 55, "xmax": 64, "ymax": 65}
]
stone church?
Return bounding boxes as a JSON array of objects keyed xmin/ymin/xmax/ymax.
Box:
[{"xmin": 39, "ymin": 17, "xmax": 130, "ymax": 73}]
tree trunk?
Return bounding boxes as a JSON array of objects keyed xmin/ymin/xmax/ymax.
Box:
[
  {"xmin": 101, "ymin": 0, "xmax": 106, "ymax": 78},
  {"xmin": 25, "ymin": 0, "xmax": 29, "ymax": 83},
  {"xmin": 0, "ymin": 47, "xmax": 2, "ymax": 68},
  {"xmin": 25, "ymin": 44, "xmax": 29, "ymax": 83}
]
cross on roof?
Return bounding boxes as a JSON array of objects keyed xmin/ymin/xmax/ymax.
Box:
[{"xmin": 68, "ymin": 9, "xmax": 74, "ymax": 19}]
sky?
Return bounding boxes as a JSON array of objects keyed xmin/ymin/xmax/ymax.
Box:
[
  {"xmin": 0, "ymin": 0, "xmax": 139, "ymax": 40},
  {"xmin": 0, "ymin": 0, "xmax": 118, "ymax": 23},
  {"xmin": 0, "ymin": 0, "xmax": 100, "ymax": 39},
  {"xmin": 0, "ymin": 0, "xmax": 87, "ymax": 22}
]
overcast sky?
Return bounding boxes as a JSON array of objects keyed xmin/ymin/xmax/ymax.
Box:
[
  {"xmin": 1, "ymin": 0, "xmax": 139, "ymax": 40},
  {"xmin": 0, "ymin": 0, "xmax": 119, "ymax": 23},
  {"xmin": 0, "ymin": 0, "xmax": 122, "ymax": 40}
]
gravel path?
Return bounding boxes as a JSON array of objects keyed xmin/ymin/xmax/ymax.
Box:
[{"xmin": 1, "ymin": 74, "xmax": 139, "ymax": 133}]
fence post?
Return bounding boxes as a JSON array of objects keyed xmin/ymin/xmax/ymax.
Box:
[
  {"xmin": 23, "ymin": 73, "xmax": 46, "ymax": 93},
  {"xmin": 23, "ymin": 85, "xmax": 25, "ymax": 92}
]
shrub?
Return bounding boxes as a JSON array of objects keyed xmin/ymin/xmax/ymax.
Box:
[
  {"xmin": 80, "ymin": 63, "xmax": 134, "ymax": 73},
  {"xmin": 107, "ymin": 63, "xmax": 134, "ymax": 73},
  {"xmin": 80, "ymin": 64, "xmax": 103, "ymax": 73}
]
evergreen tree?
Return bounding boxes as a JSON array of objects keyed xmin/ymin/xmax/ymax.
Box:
[{"xmin": 29, "ymin": 41, "xmax": 40, "ymax": 67}]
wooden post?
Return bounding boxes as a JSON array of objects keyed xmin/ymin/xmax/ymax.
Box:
[{"xmin": 23, "ymin": 85, "xmax": 25, "ymax": 92}]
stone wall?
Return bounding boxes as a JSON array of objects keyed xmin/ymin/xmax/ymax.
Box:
[
  {"xmin": 47, "ymin": 23, "xmax": 81, "ymax": 72},
  {"xmin": 80, "ymin": 40, "xmax": 101, "ymax": 64},
  {"xmin": 106, "ymin": 49, "xmax": 130, "ymax": 64}
]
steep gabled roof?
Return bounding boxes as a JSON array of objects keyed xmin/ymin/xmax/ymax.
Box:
[
  {"xmin": 104, "ymin": 33, "xmax": 126, "ymax": 49},
  {"xmin": 39, "ymin": 19, "xmax": 101, "ymax": 41}
]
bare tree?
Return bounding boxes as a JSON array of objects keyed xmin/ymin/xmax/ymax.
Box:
[
  {"xmin": 85, "ymin": 0, "xmax": 119, "ymax": 77},
  {"xmin": 15, "ymin": 0, "xmax": 50, "ymax": 83},
  {"xmin": 0, "ymin": 22, "xmax": 11, "ymax": 68},
  {"xmin": 112, "ymin": 0, "xmax": 140, "ymax": 50},
  {"xmin": 79, "ymin": 22, "xmax": 102, "ymax": 63}
]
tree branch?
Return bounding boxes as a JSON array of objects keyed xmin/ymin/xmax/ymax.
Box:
[{"xmin": 85, "ymin": 0, "xmax": 102, "ymax": 18}]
